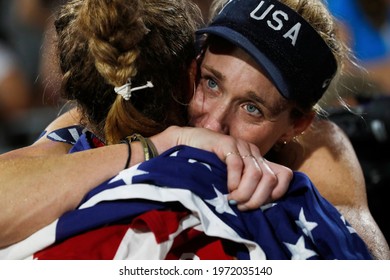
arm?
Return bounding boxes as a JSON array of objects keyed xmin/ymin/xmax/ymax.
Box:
[
  {"xmin": 0, "ymin": 110, "xmax": 292, "ymax": 247},
  {"xmin": 0, "ymin": 135, "xmax": 133, "ymax": 248},
  {"xmin": 278, "ymin": 119, "xmax": 390, "ymax": 259},
  {"xmin": 0, "ymin": 109, "xmax": 147, "ymax": 247}
]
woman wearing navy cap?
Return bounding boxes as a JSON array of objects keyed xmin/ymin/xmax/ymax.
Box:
[{"xmin": 0, "ymin": 0, "xmax": 387, "ymax": 259}]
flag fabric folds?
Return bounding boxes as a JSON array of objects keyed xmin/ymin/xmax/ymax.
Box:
[{"xmin": 0, "ymin": 129, "xmax": 373, "ymax": 260}]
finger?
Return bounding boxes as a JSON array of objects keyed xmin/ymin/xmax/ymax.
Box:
[
  {"xmin": 224, "ymin": 148, "xmax": 244, "ymax": 193},
  {"xmin": 227, "ymin": 142, "xmax": 264, "ymax": 204},
  {"xmin": 236, "ymin": 157, "xmax": 278, "ymax": 209},
  {"xmin": 266, "ymin": 161, "xmax": 293, "ymax": 200},
  {"xmin": 231, "ymin": 142, "xmax": 281, "ymax": 209},
  {"xmin": 237, "ymin": 160, "xmax": 292, "ymax": 211},
  {"xmin": 225, "ymin": 151, "xmax": 241, "ymax": 160},
  {"xmin": 236, "ymin": 163, "xmax": 278, "ymax": 210}
]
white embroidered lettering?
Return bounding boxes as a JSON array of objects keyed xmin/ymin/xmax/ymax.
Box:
[
  {"xmin": 268, "ymin": 11, "xmax": 288, "ymax": 31},
  {"xmin": 283, "ymin": 22, "xmax": 301, "ymax": 46},
  {"xmin": 250, "ymin": 0, "xmax": 301, "ymax": 46},
  {"xmin": 250, "ymin": 1, "xmax": 273, "ymax": 20}
]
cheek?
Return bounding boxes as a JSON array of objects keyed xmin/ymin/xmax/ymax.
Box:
[
  {"xmin": 189, "ymin": 87, "xmax": 205, "ymax": 108},
  {"xmin": 188, "ymin": 90, "xmax": 206, "ymax": 126},
  {"xmin": 188, "ymin": 100, "xmax": 196, "ymax": 119}
]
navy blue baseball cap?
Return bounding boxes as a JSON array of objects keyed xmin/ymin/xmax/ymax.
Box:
[{"xmin": 196, "ymin": 0, "xmax": 338, "ymax": 105}]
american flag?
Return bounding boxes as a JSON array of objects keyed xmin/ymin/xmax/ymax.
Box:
[{"xmin": 0, "ymin": 129, "xmax": 373, "ymax": 260}]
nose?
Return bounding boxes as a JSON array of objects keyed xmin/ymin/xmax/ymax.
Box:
[{"xmin": 201, "ymin": 105, "xmax": 230, "ymax": 135}]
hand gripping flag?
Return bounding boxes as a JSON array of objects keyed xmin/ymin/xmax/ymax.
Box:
[{"xmin": 0, "ymin": 130, "xmax": 373, "ymax": 260}]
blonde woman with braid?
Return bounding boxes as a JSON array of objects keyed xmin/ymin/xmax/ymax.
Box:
[{"xmin": 0, "ymin": 0, "xmax": 291, "ymax": 251}]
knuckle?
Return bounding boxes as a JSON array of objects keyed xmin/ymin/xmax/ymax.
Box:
[
  {"xmin": 248, "ymin": 165, "xmax": 262, "ymax": 180},
  {"xmin": 243, "ymin": 199, "xmax": 261, "ymax": 210},
  {"xmin": 232, "ymin": 188, "xmax": 252, "ymax": 202},
  {"xmin": 262, "ymin": 172, "xmax": 278, "ymax": 187}
]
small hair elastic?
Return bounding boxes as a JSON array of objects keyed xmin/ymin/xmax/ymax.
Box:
[
  {"xmin": 114, "ymin": 79, "xmax": 154, "ymax": 101},
  {"xmin": 120, "ymin": 138, "xmax": 132, "ymax": 169}
]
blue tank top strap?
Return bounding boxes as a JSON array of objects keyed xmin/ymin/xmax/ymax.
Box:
[{"xmin": 46, "ymin": 125, "xmax": 85, "ymax": 145}]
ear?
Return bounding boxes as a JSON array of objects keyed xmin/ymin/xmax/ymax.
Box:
[{"xmin": 279, "ymin": 111, "xmax": 315, "ymax": 144}]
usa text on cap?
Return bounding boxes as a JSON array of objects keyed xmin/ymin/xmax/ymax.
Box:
[{"xmin": 197, "ymin": 0, "xmax": 338, "ymax": 105}]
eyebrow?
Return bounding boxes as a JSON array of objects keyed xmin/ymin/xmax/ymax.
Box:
[
  {"xmin": 202, "ymin": 61, "xmax": 290, "ymax": 120},
  {"xmin": 202, "ymin": 64, "xmax": 224, "ymax": 81},
  {"xmin": 203, "ymin": 64, "xmax": 288, "ymax": 117},
  {"xmin": 246, "ymin": 91, "xmax": 287, "ymax": 118}
]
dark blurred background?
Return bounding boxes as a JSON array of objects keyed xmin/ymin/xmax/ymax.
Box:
[{"xmin": 0, "ymin": 0, "xmax": 389, "ymax": 244}]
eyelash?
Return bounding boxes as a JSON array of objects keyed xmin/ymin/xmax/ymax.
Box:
[
  {"xmin": 207, "ymin": 78, "xmax": 217, "ymax": 89},
  {"xmin": 200, "ymin": 73, "xmax": 264, "ymax": 118},
  {"xmin": 242, "ymin": 103, "xmax": 263, "ymax": 117},
  {"xmin": 204, "ymin": 76, "xmax": 218, "ymax": 91},
  {"xmin": 198, "ymin": 74, "xmax": 220, "ymax": 99}
]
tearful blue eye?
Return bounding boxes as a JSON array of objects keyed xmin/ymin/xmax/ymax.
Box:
[
  {"xmin": 246, "ymin": 104, "xmax": 257, "ymax": 113},
  {"xmin": 243, "ymin": 104, "xmax": 262, "ymax": 117},
  {"xmin": 207, "ymin": 79, "xmax": 217, "ymax": 89}
]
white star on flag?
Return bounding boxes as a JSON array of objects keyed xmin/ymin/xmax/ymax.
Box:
[
  {"xmin": 110, "ymin": 167, "xmax": 149, "ymax": 184},
  {"xmin": 295, "ymin": 208, "xmax": 318, "ymax": 241},
  {"xmin": 205, "ymin": 186, "xmax": 237, "ymax": 216},
  {"xmin": 188, "ymin": 159, "xmax": 212, "ymax": 171},
  {"xmin": 169, "ymin": 151, "xmax": 179, "ymax": 157},
  {"xmin": 340, "ymin": 215, "xmax": 357, "ymax": 234},
  {"xmin": 284, "ymin": 236, "xmax": 318, "ymax": 260}
]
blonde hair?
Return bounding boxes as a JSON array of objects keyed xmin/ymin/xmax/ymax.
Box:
[{"xmin": 55, "ymin": 0, "xmax": 202, "ymax": 143}]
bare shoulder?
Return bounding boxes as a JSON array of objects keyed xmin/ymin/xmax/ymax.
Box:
[
  {"xmin": 278, "ymin": 118, "xmax": 365, "ymax": 206},
  {"xmin": 302, "ymin": 119, "xmax": 365, "ymax": 205},
  {"xmin": 277, "ymin": 118, "xmax": 390, "ymax": 259}
]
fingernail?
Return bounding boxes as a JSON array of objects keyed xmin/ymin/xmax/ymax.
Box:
[{"xmin": 228, "ymin": 199, "xmax": 237, "ymax": 205}]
